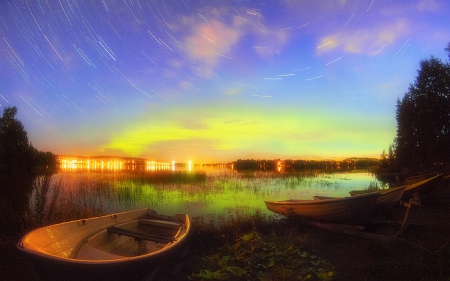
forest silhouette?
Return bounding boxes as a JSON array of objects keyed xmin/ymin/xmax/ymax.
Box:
[{"xmin": 0, "ymin": 107, "xmax": 58, "ymax": 232}]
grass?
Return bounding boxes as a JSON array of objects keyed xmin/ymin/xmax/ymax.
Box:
[{"xmin": 26, "ymin": 174, "xmax": 106, "ymax": 227}]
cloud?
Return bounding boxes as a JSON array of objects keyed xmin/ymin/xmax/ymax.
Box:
[
  {"xmin": 179, "ymin": 6, "xmax": 290, "ymax": 79},
  {"xmin": 317, "ymin": 36, "xmax": 339, "ymax": 52},
  {"xmin": 224, "ymin": 88, "xmax": 241, "ymax": 95},
  {"xmin": 184, "ymin": 20, "xmax": 240, "ymax": 78},
  {"xmin": 317, "ymin": 19, "xmax": 409, "ymax": 56},
  {"xmin": 237, "ymin": 9, "xmax": 289, "ymax": 58},
  {"xmin": 415, "ymin": 0, "xmax": 443, "ymax": 12},
  {"xmin": 185, "ymin": 20, "xmax": 240, "ymax": 62}
]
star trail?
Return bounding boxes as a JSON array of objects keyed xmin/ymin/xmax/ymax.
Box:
[{"xmin": 0, "ymin": 0, "xmax": 449, "ymax": 163}]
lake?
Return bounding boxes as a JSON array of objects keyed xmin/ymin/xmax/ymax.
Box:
[{"xmin": 48, "ymin": 165, "xmax": 383, "ymax": 219}]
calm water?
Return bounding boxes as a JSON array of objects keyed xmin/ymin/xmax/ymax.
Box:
[{"xmin": 51, "ymin": 166, "xmax": 383, "ymax": 218}]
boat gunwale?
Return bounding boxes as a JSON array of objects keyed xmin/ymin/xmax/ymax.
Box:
[
  {"xmin": 264, "ymin": 192, "xmax": 381, "ymax": 206},
  {"xmin": 404, "ymin": 173, "xmax": 443, "ymax": 192},
  {"xmin": 348, "ymin": 185, "xmax": 406, "ymax": 196}
]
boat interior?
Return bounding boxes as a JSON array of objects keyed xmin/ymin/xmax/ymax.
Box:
[{"xmin": 74, "ymin": 218, "xmax": 183, "ymax": 260}]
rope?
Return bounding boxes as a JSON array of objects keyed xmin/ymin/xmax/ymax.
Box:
[
  {"xmin": 401, "ymin": 237, "xmax": 450, "ymax": 256},
  {"xmin": 427, "ymin": 237, "xmax": 450, "ymax": 257},
  {"xmin": 401, "ymin": 238, "xmax": 432, "ymax": 253}
]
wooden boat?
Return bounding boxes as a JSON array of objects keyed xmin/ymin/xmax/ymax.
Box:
[
  {"xmin": 347, "ymin": 185, "xmax": 406, "ymax": 209},
  {"xmin": 404, "ymin": 172, "xmax": 439, "ymax": 185},
  {"xmin": 17, "ymin": 208, "xmax": 190, "ymax": 281},
  {"xmin": 264, "ymin": 192, "xmax": 380, "ymax": 224},
  {"xmin": 403, "ymin": 173, "xmax": 443, "ymax": 198}
]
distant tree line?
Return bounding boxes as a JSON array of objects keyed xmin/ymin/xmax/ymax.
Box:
[
  {"xmin": 0, "ymin": 106, "xmax": 58, "ymax": 232},
  {"xmin": 383, "ymin": 43, "xmax": 450, "ymax": 174},
  {"xmin": 233, "ymin": 158, "xmax": 379, "ymax": 171},
  {"xmin": 233, "ymin": 159, "xmax": 277, "ymax": 170}
]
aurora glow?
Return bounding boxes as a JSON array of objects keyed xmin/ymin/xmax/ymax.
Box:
[{"xmin": 1, "ymin": 0, "xmax": 449, "ymax": 163}]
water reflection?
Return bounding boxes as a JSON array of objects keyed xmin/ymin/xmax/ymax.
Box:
[
  {"xmin": 49, "ymin": 166, "xmax": 382, "ymax": 219},
  {"xmin": 59, "ymin": 157, "xmax": 228, "ymax": 174}
]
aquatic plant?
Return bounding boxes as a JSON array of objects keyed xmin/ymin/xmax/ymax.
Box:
[{"xmin": 189, "ymin": 230, "xmax": 334, "ymax": 281}]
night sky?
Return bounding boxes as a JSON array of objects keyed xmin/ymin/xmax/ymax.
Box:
[{"xmin": 1, "ymin": 0, "xmax": 449, "ymax": 163}]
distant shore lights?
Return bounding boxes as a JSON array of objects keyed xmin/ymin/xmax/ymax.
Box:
[
  {"xmin": 59, "ymin": 158, "xmax": 123, "ymax": 170},
  {"xmin": 146, "ymin": 160, "xmax": 172, "ymax": 171},
  {"xmin": 59, "ymin": 156, "xmax": 171, "ymax": 171}
]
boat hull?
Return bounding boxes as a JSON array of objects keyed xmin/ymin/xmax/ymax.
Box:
[
  {"xmin": 403, "ymin": 173, "xmax": 443, "ymax": 198},
  {"xmin": 265, "ymin": 192, "xmax": 380, "ymax": 224},
  {"xmin": 18, "ymin": 250, "xmax": 179, "ymax": 281},
  {"xmin": 17, "ymin": 209, "xmax": 190, "ymax": 281},
  {"xmin": 348, "ymin": 185, "xmax": 406, "ymax": 209}
]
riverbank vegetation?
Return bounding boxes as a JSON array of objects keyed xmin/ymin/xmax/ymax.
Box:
[{"xmin": 0, "ymin": 107, "xmax": 58, "ymax": 233}]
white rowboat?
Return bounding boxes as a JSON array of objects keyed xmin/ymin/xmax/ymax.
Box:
[
  {"xmin": 264, "ymin": 192, "xmax": 380, "ymax": 224},
  {"xmin": 17, "ymin": 209, "xmax": 190, "ymax": 281}
]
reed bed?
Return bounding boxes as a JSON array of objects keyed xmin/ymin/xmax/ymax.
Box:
[{"xmin": 25, "ymin": 169, "xmax": 380, "ymax": 228}]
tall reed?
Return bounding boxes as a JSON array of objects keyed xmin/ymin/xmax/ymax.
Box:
[{"xmin": 27, "ymin": 174, "xmax": 105, "ymax": 227}]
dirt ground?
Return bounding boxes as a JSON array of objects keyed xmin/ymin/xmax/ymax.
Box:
[{"xmin": 2, "ymin": 179, "xmax": 450, "ymax": 281}]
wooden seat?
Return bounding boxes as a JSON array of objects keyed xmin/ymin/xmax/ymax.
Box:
[
  {"xmin": 138, "ymin": 219, "xmax": 181, "ymax": 230},
  {"xmin": 107, "ymin": 226, "xmax": 175, "ymax": 243}
]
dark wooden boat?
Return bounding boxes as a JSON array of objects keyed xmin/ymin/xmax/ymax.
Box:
[
  {"xmin": 17, "ymin": 208, "xmax": 190, "ymax": 281},
  {"xmin": 403, "ymin": 173, "xmax": 443, "ymax": 198},
  {"xmin": 347, "ymin": 185, "xmax": 406, "ymax": 209},
  {"xmin": 404, "ymin": 172, "xmax": 439, "ymax": 185},
  {"xmin": 264, "ymin": 192, "xmax": 380, "ymax": 224}
]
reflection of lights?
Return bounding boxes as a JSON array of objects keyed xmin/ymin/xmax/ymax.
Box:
[
  {"xmin": 146, "ymin": 161, "xmax": 171, "ymax": 171},
  {"xmin": 59, "ymin": 157, "xmax": 174, "ymax": 172},
  {"xmin": 277, "ymin": 161, "xmax": 282, "ymax": 172},
  {"xmin": 188, "ymin": 161, "xmax": 192, "ymax": 172}
]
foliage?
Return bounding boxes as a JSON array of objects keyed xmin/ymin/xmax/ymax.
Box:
[
  {"xmin": 0, "ymin": 107, "xmax": 31, "ymax": 174},
  {"xmin": 234, "ymin": 159, "xmax": 277, "ymax": 171},
  {"xmin": 0, "ymin": 107, "xmax": 58, "ymax": 232},
  {"xmin": 0, "ymin": 107, "xmax": 35, "ymax": 231},
  {"xmin": 234, "ymin": 158, "xmax": 379, "ymax": 172},
  {"xmin": 189, "ymin": 231, "xmax": 334, "ymax": 281},
  {"xmin": 393, "ymin": 46, "xmax": 450, "ymax": 172}
]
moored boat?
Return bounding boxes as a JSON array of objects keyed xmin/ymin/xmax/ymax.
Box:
[
  {"xmin": 264, "ymin": 192, "xmax": 380, "ymax": 224},
  {"xmin": 403, "ymin": 173, "xmax": 443, "ymax": 198},
  {"xmin": 17, "ymin": 208, "xmax": 190, "ymax": 281},
  {"xmin": 347, "ymin": 185, "xmax": 406, "ymax": 209},
  {"xmin": 404, "ymin": 172, "xmax": 439, "ymax": 185}
]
